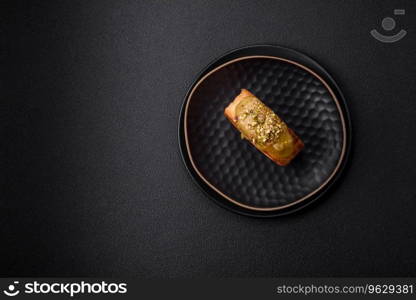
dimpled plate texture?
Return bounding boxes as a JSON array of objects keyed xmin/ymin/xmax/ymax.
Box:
[{"xmin": 181, "ymin": 48, "xmax": 349, "ymax": 216}]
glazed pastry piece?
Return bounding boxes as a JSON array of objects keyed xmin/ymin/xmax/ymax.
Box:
[{"xmin": 224, "ymin": 89, "xmax": 304, "ymax": 166}]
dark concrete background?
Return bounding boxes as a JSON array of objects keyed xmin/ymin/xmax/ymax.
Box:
[{"xmin": 1, "ymin": 0, "xmax": 416, "ymax": 277}]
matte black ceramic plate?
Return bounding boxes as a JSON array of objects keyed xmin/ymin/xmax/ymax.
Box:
[{"xmin": 179, "ymin": 45, "xmax": 351, "ymax": 217}]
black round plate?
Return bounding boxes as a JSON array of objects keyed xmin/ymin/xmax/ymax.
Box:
[{"xmin": 179, "ymin": 45, "xmax": 351, "ymax": 217}]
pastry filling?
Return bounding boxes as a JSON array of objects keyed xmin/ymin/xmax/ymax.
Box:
[{"xmin": 235, "ymin": 96, "xmax": 294, "ymax": 158}]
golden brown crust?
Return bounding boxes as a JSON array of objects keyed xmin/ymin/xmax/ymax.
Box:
[{"xmin": 224, "ymin": 89, "xmax": 304, "ymax": 166}]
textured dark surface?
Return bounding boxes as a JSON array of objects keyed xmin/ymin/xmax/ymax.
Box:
[
  {"xmin": 186, "ymin": 57, "xmax": 344, "ymax": 209},
  {"xmin": 2, "ymin": 0, "xmax": 416, "ymax": 277}
]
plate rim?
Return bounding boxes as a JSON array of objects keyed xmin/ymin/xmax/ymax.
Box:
[{"xmin": 178, "ymin": 44, "xmax": 352, "ymax": 217}]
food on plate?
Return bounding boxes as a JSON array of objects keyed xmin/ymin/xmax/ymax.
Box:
[{"xmin": 224, "ymin": 89, "xmax": 304, "ymax": 166}]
